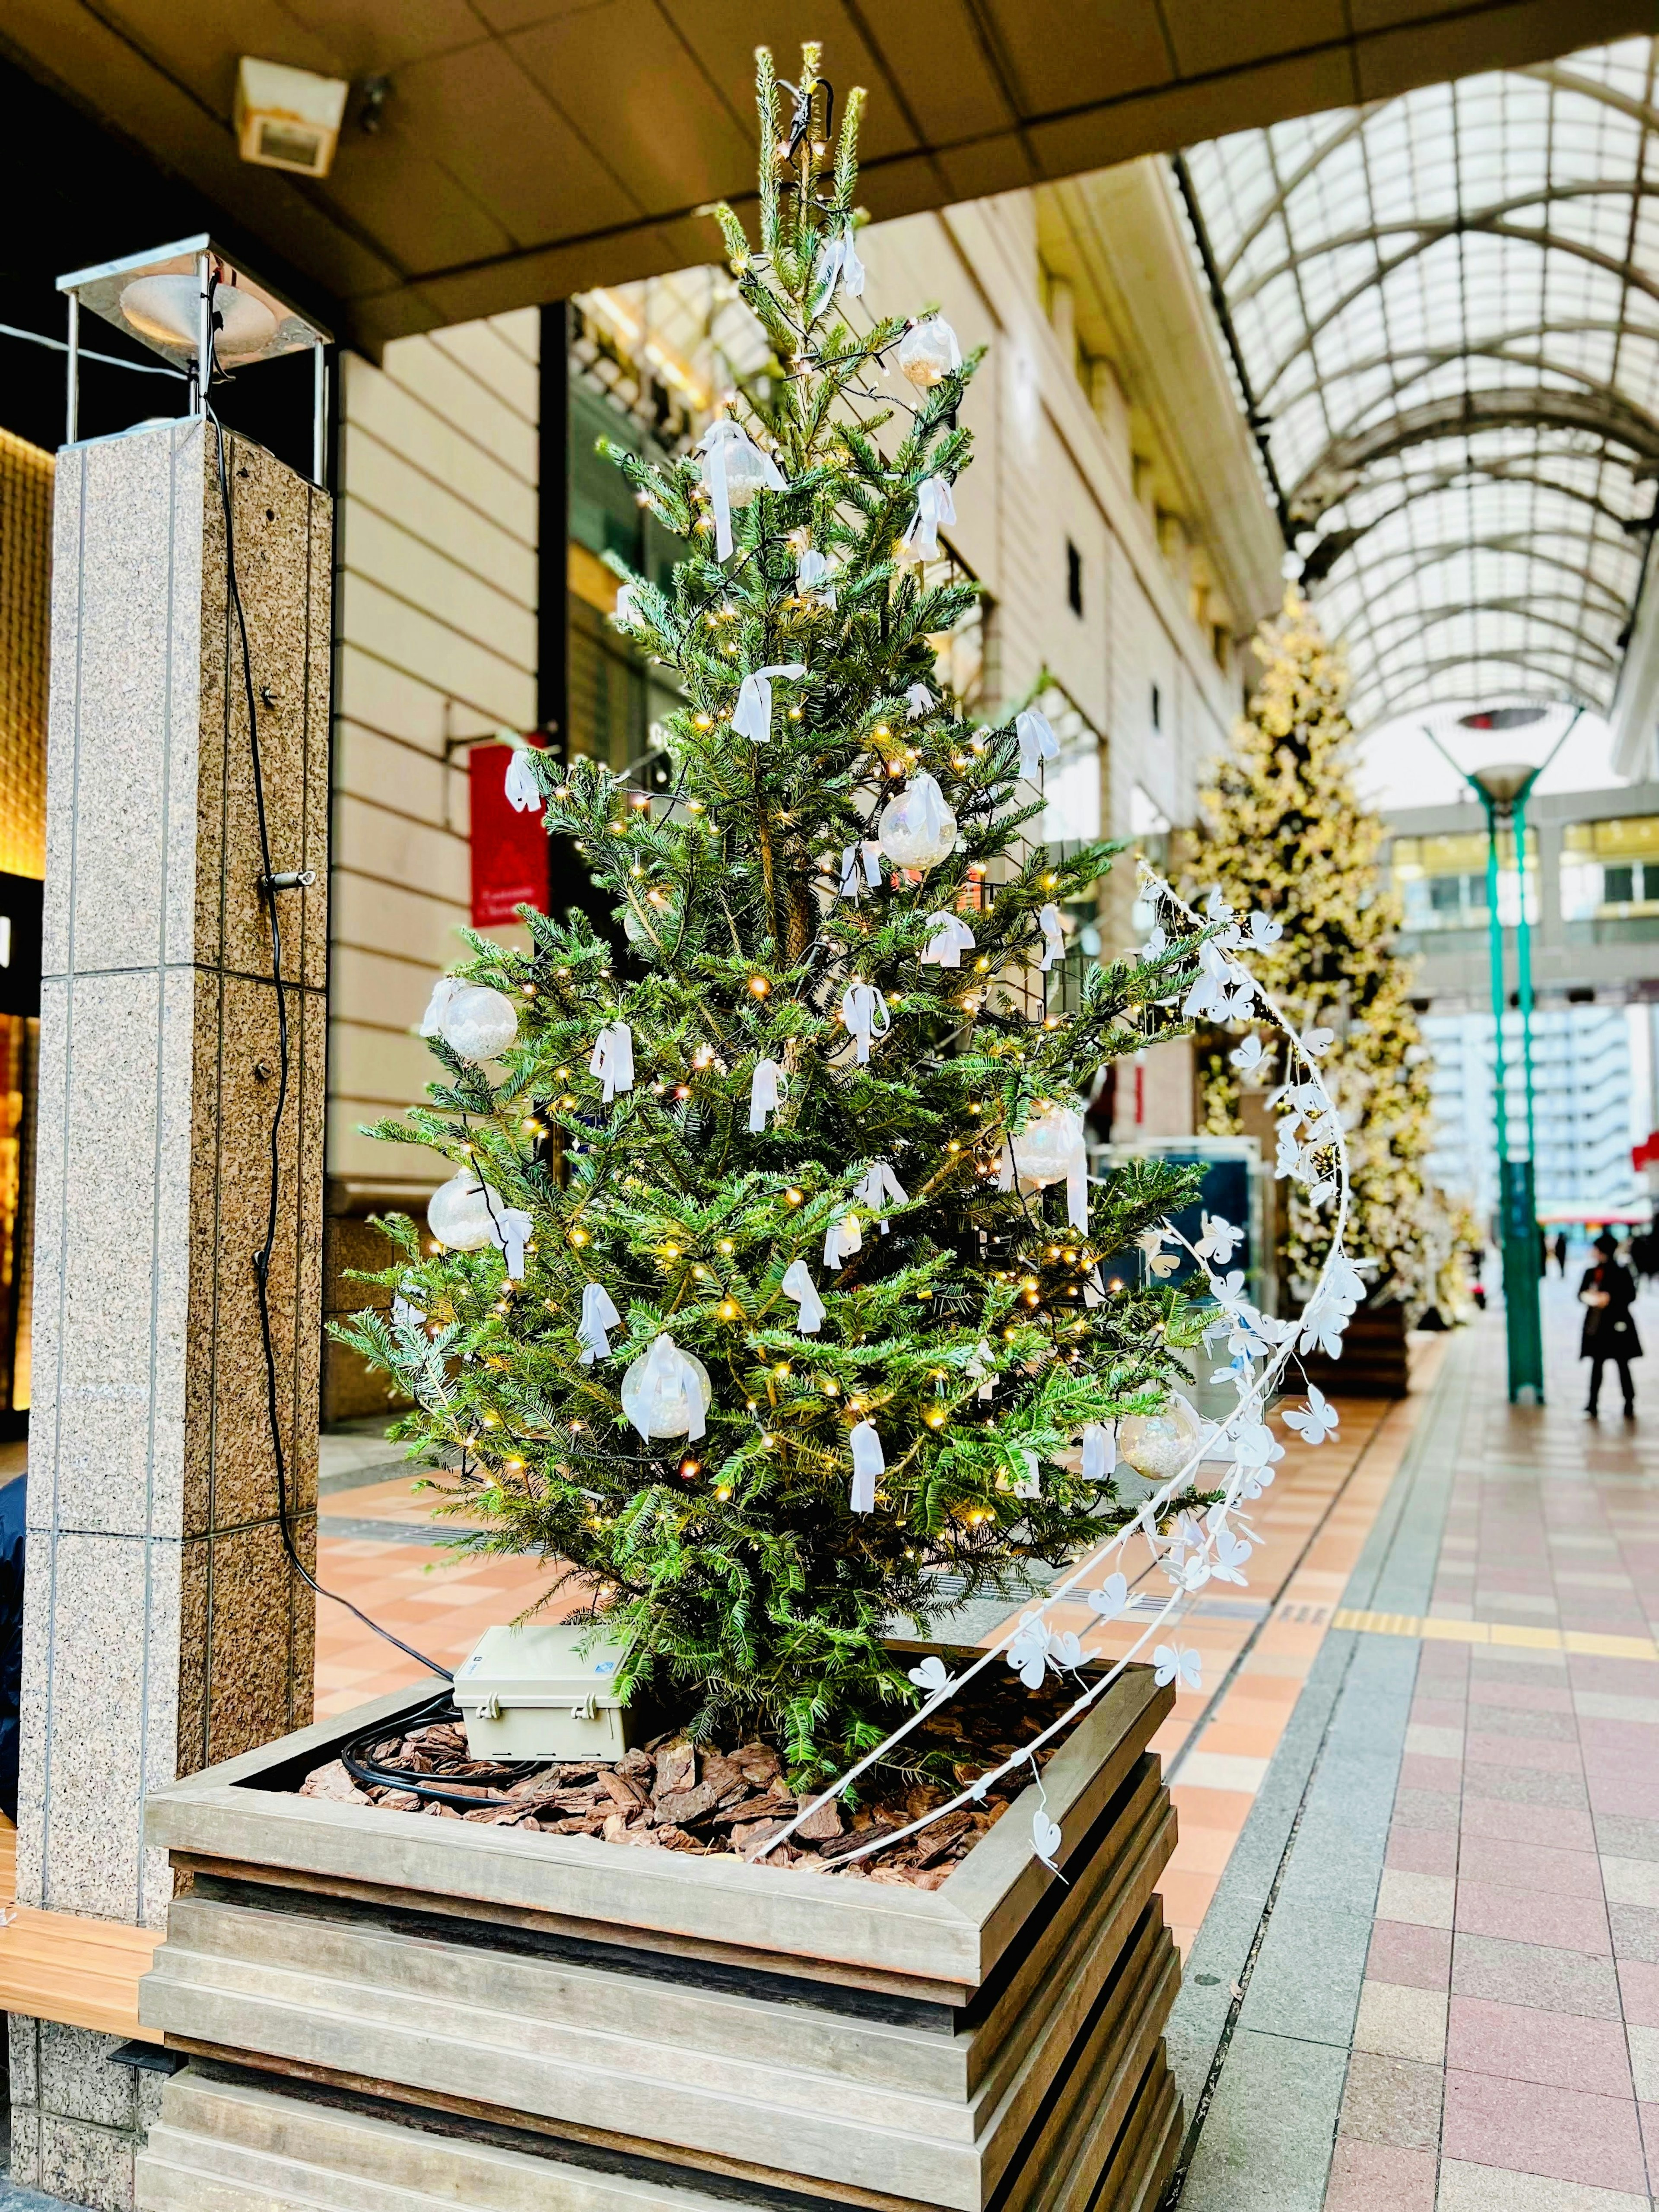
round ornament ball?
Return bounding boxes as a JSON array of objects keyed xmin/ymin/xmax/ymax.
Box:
[
  {"xmin": 879, "ymin": 771, "xmax": 957, "ymax": 871},
  {"xmin": 427, "ymin": 1170, "xmax": 501, "ymax": 1252},
  {"xmin": 435, "ymin": 983, "xmax": 518, "ymax": 1062},
  {"xmin": 620, "ymin": 1336, "xmax": 712, "ymax": 1440},
  {"xmin": 1009, "ymin": 1100, "xmax": 1085, "ymax": 1189},
  {"xmin": 700, "ymin": 424, "xmax": 773, "ymax": 510},
  {"xmin": 897, "ymin": 315, "xmax": 961, "ymax": 390},
  {"xmin": 1117, "ymin": 1394, "xmax": 1203, "ymax": 1484}
]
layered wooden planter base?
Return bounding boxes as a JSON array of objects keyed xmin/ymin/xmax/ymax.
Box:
[{"xmin": 133, "ymin": 1664, "xmax": 1183, "ymax": 2212}]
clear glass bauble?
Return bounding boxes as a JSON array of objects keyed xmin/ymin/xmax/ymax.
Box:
[
  {"xmin": 434, "ymin": 983, "xmax": 518, "ymax": 1062},
  {"xmin": 620, "ymin": 1338, "xmax": 712, "ymax": 1440},
  {"xmin": 427, "ymin": 1170, "xmax": 500, "ymax": 1252},
  {"xmin": 897, "ymin": 315, "xmax": 960, "ymax": 389},
  {"xmin": 1009, "ymin": 1101, "xmax": 1085, "ymax": 1188},
  {"xmin": 702, "ymin": 430, "xmax": 772, "ymax": 510},
  {"xmin": 1117, "ymin": 1394, "xmax": 1203, "ymax": 1484},
  {"xmin": 878, "ymin": 775, "xmax": 957, "ymax": 871}
]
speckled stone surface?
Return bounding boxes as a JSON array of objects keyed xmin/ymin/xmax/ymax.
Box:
[{"xmin": 17, "ymin": 421, "xmax": 330, "ymax": 2015}]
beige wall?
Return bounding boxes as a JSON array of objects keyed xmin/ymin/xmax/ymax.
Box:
[{"xmin": 330, "ymin": 311, "xmax": 539, "ymax": 1210}]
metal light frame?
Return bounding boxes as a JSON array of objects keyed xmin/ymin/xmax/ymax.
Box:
[{"xmin": 56, "ymin": 235, "xmax": 332, "ymax": 486}]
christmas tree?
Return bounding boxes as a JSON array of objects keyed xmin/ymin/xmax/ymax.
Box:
[
  {"xmin": 1194, "ymin": 590, "xmax": 1443, "ymax": 1312},
  {"xmin": 337, "ymin": 44, "xmax": 1211, "ymax": 1780}
]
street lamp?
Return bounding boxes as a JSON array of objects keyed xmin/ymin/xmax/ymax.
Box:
[{"xmin": 1421, "ymin": 704, "xmax": 1583, "ymax": 1403}]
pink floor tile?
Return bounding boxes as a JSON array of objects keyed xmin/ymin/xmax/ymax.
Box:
[
  {"xmin": 1454, "ymin": 1882, "xmax": 1611, "ymax": 1956},
  {"xmin": 1322, "ymin": 2139, "xmax": 1437, "ymax": 2211},
  {"xmin": 1453, "ymin": 1835, "xmax": 1606, "ymax": 1899},
  {"xmin": 1441, "ymin": 2068, "xmax": 1649, "ymax": 2196},
  {"xmin": 1445, "ymin": 1996, "xmax": 1634, "ymax": 2096}
]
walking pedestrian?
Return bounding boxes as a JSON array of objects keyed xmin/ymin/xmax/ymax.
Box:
[
  {"xmin": 1580, "ymin": 1230, "xmax": 1643, "ymax": 1418},
  {"xmin": 1553, "ymin": 1230, "xmax": 1568, "ymax": 1277}
]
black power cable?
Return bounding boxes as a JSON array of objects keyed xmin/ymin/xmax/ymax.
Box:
[{"xmin": 204, "ymin": 280, "xmax": 450, "ymax": 1682}]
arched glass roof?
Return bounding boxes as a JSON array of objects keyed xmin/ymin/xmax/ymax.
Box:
[{"xmin": 1180, "ymin": 37, "xmax": 1659, "ymax": 727}]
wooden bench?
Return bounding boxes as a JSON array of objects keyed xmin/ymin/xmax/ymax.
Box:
[{"xmin": 0, "ymin": 1816, "xmax": 163, "ymax": 2041}]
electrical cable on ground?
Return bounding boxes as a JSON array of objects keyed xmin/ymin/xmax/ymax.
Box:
[{"xmin": 204, "ymin": 308, "xmax": 450, "ymax": 1681}]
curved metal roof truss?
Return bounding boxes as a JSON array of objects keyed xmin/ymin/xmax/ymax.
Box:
[{"xmin": 1181, "ymin": 37, "xmax": 1659, "ymax": 721}]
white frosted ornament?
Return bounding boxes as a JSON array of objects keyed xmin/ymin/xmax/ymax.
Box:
[
  {"xmin": 419, "ymin": 977, "xmax": 518, "ymax": 1062},
  {"xmin": 696, "ymin": 420, "xmax": 785, "ymax": 560},
  {"xmin": 1118, "ymin": 1393, "xmax": 1203, "ymax": 1484},
  {"xmin": 621, "ymin": 1333, "xmax": 711, "ymax": 1443},
  {"xmin": 427, "ymin": 1170, "xmax": 501, "ymax": 1252},
  {"xmin": 897, "ymin": 315, "xmax": 962, "ymax": 389},
  {"xmin": 1000, "ymin": 1100, "xmax": 1089, "ymax": 1230},
  {"xmin": 879, "ymin": 771, "xmax": 957, "ymax": 871}
]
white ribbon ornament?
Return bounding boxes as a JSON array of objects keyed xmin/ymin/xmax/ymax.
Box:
[
  {"xmin": 849, "ymin": 1421, "xmax": 885, "ymax": 1513},
  {"xmin": 899, "ymin": 475, "xmax": 956, "ymax": 563},
  {"xmin": 780, "ymin": 1259, "xmax": 826, "ymax": 1336},
  {"xmin": 503, "ymin": 744, "xmax": 543, "ymax": 814},
  {"xmin": 824, "ymin": 1209, "xmax": 863, "ymax": 1268},
  {"xmin": 419, "ymin": 976, "xmax": 519, "ymax": 1062},
  {"xmin": 590, "ymin": 1020, "xmax": 635, "ymax": 1103},
  {"xmin": 696, "ymin": 420, "xmax": 786, "ymax": 561},
  {"xmin": 816, "ymin": 222, "xmax": 866, "ymax": 304},
  {"xmin": 1081, "ymin": 1422, "xmax": 1116, "ymax": 1483},
  {"xmin": 749, "ymin": 1059, "xmax": 786, "ymax": 1133},
  {"xmin": 905, "ymin": 683, "xmax": 936, "ymax": 721},
  {"xmin": 493, "ymin": 1208, "xmax": 533, "ymax": 1281},
  {"xmin": 854, "ymin": 1161, "xmax": 908, "ymax": 1230},
  {"xmin": 796, "ymin": 548, "xmax": 836, "ymax": 607},
  {"xmin": 732, "ymin": 663, "xmax": 806, "ymax": 745},
  {"xmin": 1016, "ymin": 708, "xmax": 1059, "ymax": 779},
  {"xmin": 576, "ymin": 1283, "xmax": 622, "ymax": 1366},
  {"xmin": 921, "ymin": 911, "xmax": 976, "ymax": 968},
  {"xmin": 841, "ymin": 982, "xmax": 890, "ymax": 1065},
  {"xmin": 1038, "ymin": 902, "xmax": 1065, "ymax": 972},
  {"xmin": 839, "ymin": 842, "xmax": 883, "ymax": 900}
]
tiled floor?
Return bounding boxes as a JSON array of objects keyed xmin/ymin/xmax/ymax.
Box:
[{"xmin": 1173, "ymin": 1281, "xmax": 1659, "ymax": 2212}]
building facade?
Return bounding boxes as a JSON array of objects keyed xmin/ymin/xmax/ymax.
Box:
[{"xmin": 1387, "ymin": 783, "xmax": 1659, "ymax": 1223}]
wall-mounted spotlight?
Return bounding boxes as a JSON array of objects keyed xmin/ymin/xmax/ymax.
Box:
[{"xmin": 234, "ymin": 57, "xmax": 350, "ymax": 178}]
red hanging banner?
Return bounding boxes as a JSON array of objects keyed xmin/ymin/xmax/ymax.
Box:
[{"xmin": 470, "ymin": 742, "xmax": 550, "ymax": 927}]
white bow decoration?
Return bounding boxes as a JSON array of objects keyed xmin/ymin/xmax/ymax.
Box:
[
  {"xmin": 732, "ymin": 663, "xmax": 807, "ymax": 745},
  {"xmin": 849, "ymin": 1421, "xmax": 885, "ymax": 1514},
  {"xmin": 854, "ymin": 1161, "xmax": 908, "ymax": 1229},
  {"xmin": 1081, "ymin": 1422, "xmax": 1116, "ymax": 1482},
  {"xmin": 749, "ymin": 1059, "xmax": 786, "ymax": 1133},
  {"xmin": 824, "ymin": 1209, "xmax": 863, "ymax": 1268},
  {"xmin": 780, "ymin": 1259, "xmax": 826, "ymax": 1336},
  {"xmin": 491, "ymin": 1208, "xmax": 534, "ymax": 1281},
  {"xmin": 796, "ymin": 548, "xmax": 836, "ymax": 607},
  {"xmin": 696, "ymin": 420, "xmax": 785, "ymax": 561},
  {"xmin": 1017, "ymin": 708, "xmax": 1059, "ymax": 779},
  {"xmin": 839, "ymin": 842, "xmax": 883, "ymax": 900},
  {"xmin": 905, "ymin": 683, "xmax": 936, "ymax": 720},
  {"xmin": 503, "ymin": 744, "xmax": 543, "ymax": 814},
  {"xmin": 576, "ymin": 1283, "xmax": 622, "ymax": 1366},
  {"xmin": 899, "ymin": 476, "xmax": 956, "ymax": 563},
  {"xmin": 816, "ymin": 222, "xmax": 866, "ymax": 304},
  {"xmin": 841, "ymin": 982, "xmax": 891, "ymax": 1065},
  {"xmin": 590, "ymin": 1020, "xmax": 635, "ymax": 1103},
  {"xmin": 1038, "ymin": 902, "xmax": 1065, "ymax": 972},
  {"xmin": 922, "ymin": 911, "xmax": 976, "ymax": 969}
]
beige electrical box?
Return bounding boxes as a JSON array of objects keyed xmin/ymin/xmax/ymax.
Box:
[
  {"xmin": 235, "ymin": 57, "xmax": 350, "ymax": 178},
  {"xmin": 453, "ymin": 1622, "xmax": 635, "ymax": 1761}
]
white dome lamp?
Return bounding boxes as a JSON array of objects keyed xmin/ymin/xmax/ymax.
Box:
[{"xmin": 55, "ymin": 234, "xmax": 332, "ymax": 484}]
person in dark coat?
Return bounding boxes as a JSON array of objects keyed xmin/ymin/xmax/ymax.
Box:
[{"xmin": 1580, "ymin": 1231, "xmax": 1643, "ymax": 1417}]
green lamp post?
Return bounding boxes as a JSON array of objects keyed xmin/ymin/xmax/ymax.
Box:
[{"xmin": 1422, "ymin": 706, "xmax": 1582, "ymax": 1404}]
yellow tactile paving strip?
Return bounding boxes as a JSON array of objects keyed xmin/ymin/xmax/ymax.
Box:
[{"xmin": 1332, "ymin": 1606, "xmax": 1659, "ymax": 1661}]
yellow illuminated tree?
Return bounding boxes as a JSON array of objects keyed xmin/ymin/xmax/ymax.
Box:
[{"xmin": 1194, "ymin": 589, "xmax": 1449, "ymax": 1314}]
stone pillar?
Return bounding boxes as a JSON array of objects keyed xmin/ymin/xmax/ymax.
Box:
[{"xmin": 11, "ymin": 418, "xmax": 329, "ymax": 2207}]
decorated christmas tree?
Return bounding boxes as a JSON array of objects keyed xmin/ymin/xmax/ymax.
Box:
[
  {"xmin": 337, "ymin": 44, "xmax": 1214, "ymax": 1782},
  {"xmin": 1194, "ymin": 590, "xmax": 1444, "ymax": 1313}
]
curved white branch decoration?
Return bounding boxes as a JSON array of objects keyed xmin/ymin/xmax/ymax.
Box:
[{"xmin": 750, "ymin": 866, "xmax": 1357, "ymax": 1870}]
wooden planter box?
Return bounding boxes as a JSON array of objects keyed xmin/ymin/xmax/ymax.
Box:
[
  {"xmin": 132, "ymin": 1661, "xmax": 1183, "ymax": 2212},
  {"xmin": 1300, "ymin": 1293, "xmax": 1410, "ymax": 1399}
]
